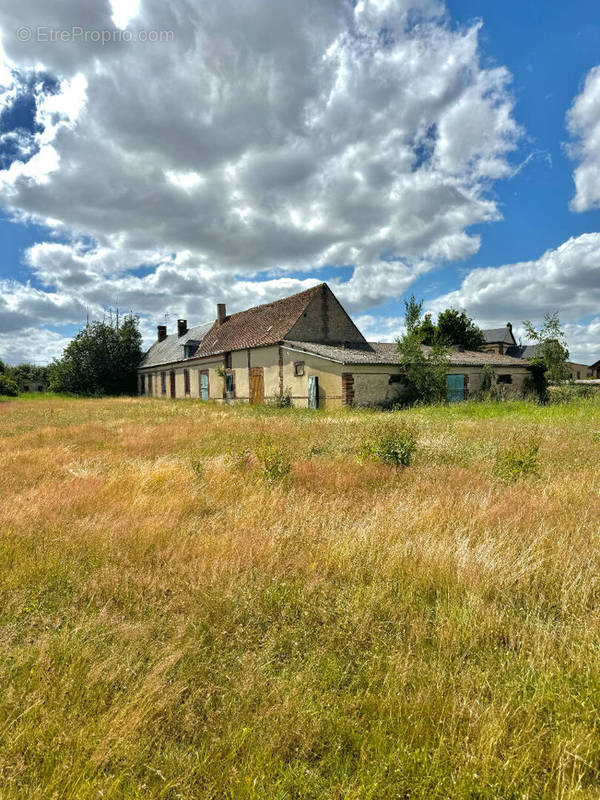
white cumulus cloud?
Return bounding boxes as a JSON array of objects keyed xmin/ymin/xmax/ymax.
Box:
[
  {"xmin": 0, "ymin": 0, "xmax": 523, "ymax": 361},
  {"xmin": 567, "ymin": 64, "xmax": 600, "ymax": 212},
  {"xmin": 427, "ymin": 233, "xmax": 600, "ymax": 363}
]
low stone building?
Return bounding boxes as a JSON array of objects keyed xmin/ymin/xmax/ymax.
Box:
[
  {"xmin": 483, "ymin": 324, "xmax": 597, "ymax": 381},
  {"xmin": 139, "ymin": 284, "xmax": 533, "ymax": 408}
]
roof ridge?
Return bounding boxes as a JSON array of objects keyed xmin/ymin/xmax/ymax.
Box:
[{"xmin": 223, "ymin": 282, "xmax": 324, "ymax": 321}]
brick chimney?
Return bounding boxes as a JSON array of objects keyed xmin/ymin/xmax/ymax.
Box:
[
  {"xmin": 157, "ymin": 325, "xmax": 167, "ymax": 342},
  {"xmin": 177, "ymin": 319, "xmax": 188, "ymax": 337},
  {"xmin": 217, "ymin": 303, "xmax": 227, "ymax": 326}
]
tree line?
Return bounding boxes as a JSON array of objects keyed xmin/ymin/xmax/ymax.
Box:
[{"xmin": 0, "ymin": 315, "xmax": 143, "ymax": 397}]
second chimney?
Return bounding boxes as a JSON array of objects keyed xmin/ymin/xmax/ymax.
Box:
[
  {"xmin": 217, "ymin": 303, "xmax": 227, "ymax": 326},
  {"xmin": 157, "ymin": 325, "xmax": 167, "ymax": 342},
  {"xmin": 177, "ymin": 319, "xmax": 188, "ymax": 338}
]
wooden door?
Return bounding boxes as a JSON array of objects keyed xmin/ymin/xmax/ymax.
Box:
[
  {"xmin": 169, "ymin": 370, "xmax": 176, "ymax": 399},
  {"xmin": 199, "ymin": 371, "xmax": 209, "ymax": 401},
  {"xmin": 249, "ymin": 367, "xmax": 264, "ymax": 404}
]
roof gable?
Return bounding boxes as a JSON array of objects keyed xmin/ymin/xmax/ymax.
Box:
[
  {"xmin": 285, "ymin": 284, "xmax": 367, "ymax": 346},
  {"xmin": 198, "ymin": 284, "xmax": 322, "ymax": 356},
  {"xmin": 483, "ymin": 325, "xmax": 517, "ymax": 346}
]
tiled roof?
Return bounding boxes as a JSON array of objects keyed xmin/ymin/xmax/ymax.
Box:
[
  {"xmin": 284, "ymin": 340, "xmax": 531, "ymax": 368},
  {"xmin": 197, "ymin": 284, "xmax": 322, "ymax": 356},
  {"xmin": 506, "ymin": 344, "xmax": 537, "ymax": 359},
  {"xmin": 483, "ymin": 325, "xmax": 516, "ymax": 345},
  {"xmin": 140, "ymin": 322, "xmax": 213, "ymax": 368}
]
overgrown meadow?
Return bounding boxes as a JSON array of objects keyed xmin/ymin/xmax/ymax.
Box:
[{"xmin": 1, "ymin": 394, "xmax": 600, "ymax": 799}]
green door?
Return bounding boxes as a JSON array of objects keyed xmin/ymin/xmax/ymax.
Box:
[
  {"xmin": 199, "ymin": 371, "xmax": 209, "ymax": 401},
  {"xmin": 446, "ymin": 373, "xmax": 465, "ymax": 403}
]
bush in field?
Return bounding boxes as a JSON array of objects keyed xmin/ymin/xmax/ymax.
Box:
[
  {"xmin": 255, "ymin": 437, "xmax": 291, "ymax": 484},
  {"xmin": 270, "ymin": 386, "xmax": 293, "ymax": 408},
  {"xmin": 494, "ymin": 435, "xmax": 540, "ymax": 482},
  {"xmin": 360, "ymin": 420, "xmax": 418, "ymax": 468},
  {"xmin": 549, "ymin": 383, "xmax": 597, "ymax": 403},
  {"xmin": 0, "ymin": 374, "xmax": 19, "ymax": 397}
]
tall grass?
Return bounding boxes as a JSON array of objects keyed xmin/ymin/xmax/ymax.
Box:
[{"xmin": 1, "ymin": 395, "xmax": 600, "ymax": 798}]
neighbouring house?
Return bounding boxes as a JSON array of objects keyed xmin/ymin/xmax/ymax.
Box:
[
  {"xmin": 21, "ymin": 381, "xmax": 48, "ymax": 392},
  {"xmin": 590, "ymin": 360, "xmax": 600, "ymax": 379},
  {"xmin": 481, "ymin": 323, "xmax": 519, "ymax": 356},
  {"xmin": 138, "ymin": 284, "xmax": 533, "ymax": 408},
  {"xmin": 483, "ymin": 323, "xmax": 597, "ymax": 380}
]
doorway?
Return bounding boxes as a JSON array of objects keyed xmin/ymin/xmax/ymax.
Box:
[
  {"xmin": 446, "ymin": 373, "xmax": 465, "ymax": 403},
  {"xmin": 308, "ymin": 375, "xmax": 319, "ymax": 409},
  {"xmin": 199, "ymin": 370, "xmax": 209, "ymax": 401},
  {"xmin": 169, "ymin": 370, "xmax": 176, "ymax": 399},
  {"xmin": 249, "ymin": 367, "xmax": 264, "ymax": 404}
]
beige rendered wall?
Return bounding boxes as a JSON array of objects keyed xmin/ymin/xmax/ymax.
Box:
[
  {"xmin": 341, "ymin": 364, "xmax": 532, "ymax": 406},
  {"xmin": 139, "ymin": 354, "xmax": 531, "ymax": 405},
  {"xmin": 281, "ymin": 349, "xmax": 343, "ymax": 407}
]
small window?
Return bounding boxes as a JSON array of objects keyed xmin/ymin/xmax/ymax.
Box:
[
  {"xmin": 497, "ymin": 374, "xmax": 513, "ymax": 384},
  {"xmin": 161, "ymin": 371, "xmax": 166, "ymax": 395},
  {"xmin": 184, "ymin": 369, "xmax": 191, "ymax": 396},
  {"xmin": 294, "ymin": 361, "xmax": 305, "ymax": 376},
  {"xmin": 225, "ymin": 352, "xmax": 232, "ymax": 369},
  {"xmin": 389, "ymin": 375, "xmax": 404, "ymax": 384}
]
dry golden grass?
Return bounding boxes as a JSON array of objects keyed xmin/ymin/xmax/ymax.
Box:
[{"xmin": 1, "ymin": 394, "xmax": 600, "ymax": 798}]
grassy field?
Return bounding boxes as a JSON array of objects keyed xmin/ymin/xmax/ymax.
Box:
[{"xmin": 1, "ymin": 394, "xmax": 600, "ymax": 799}]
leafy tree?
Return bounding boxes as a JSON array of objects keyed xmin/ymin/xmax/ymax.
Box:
[
  {"xmin": 0, "ymin": 374, "xmax": 19, "ymax": 397},
  {"xmin": 405, "ymin": 298, "xmax": 486, "ymax": 350},
  {"xmin": 0, "ymin": 359, "xmax": 5, "ymax": 374},
  {"xmin": 435, "ymin": 308, "xmax": 486, "ymax": 350},
  {"xmin": 397, "ymin": 296, "xmax": 450, "ymax": 405},
  {"xmin": 523, "ymin": 312, "xmax": 570, "ymax": 384},
  {"xmin": 404, "ymin": 295, "xmax": 424, "ymax": 333},
  {"xmin": 6, "ymin": 363, "xmax": 49, "ymax": 390},
  {"xmin": 48, "ymin": 314, "xmax": 142, "ymax": 396}
]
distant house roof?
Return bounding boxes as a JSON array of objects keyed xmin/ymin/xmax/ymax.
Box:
[
  {"xmin": 283, "ymin": 340, "xmax": 531, "ymax": 368},
  {"xmin": 483, "ymin": 324, "xmax": 517, "ymax": 346},
  {"xmin": 198, "ymin": 283, "xmax": 330, "ymax": 357},
  {"xmin": 140, "ymin": 322, "xmax": 214, "ymax": 368},
  {"xmin": 506, "ymin": 344, "xmax": 537, "ymax": 359}
]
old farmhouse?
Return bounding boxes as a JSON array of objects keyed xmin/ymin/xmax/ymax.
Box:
[{"xmin": 138, "ymin": 284, "xmax": 533, "ymax": 407}]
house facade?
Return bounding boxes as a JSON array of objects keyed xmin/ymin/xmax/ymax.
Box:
[{"xmin": 138, "ymin": 284, "xmax": 533, "ymax": 407}]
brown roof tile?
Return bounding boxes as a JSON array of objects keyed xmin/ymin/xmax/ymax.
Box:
[{"xmin": 198, "ymin": 284, "xmax": 323, "ymax": 356}]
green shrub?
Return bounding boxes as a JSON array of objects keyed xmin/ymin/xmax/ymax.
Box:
[
  {"xmin": 255, "ymin": 437, "xmax": 291, "ymax": 484},
  {"xmin": 549, "ymin": 383, "xmax": 597, "ymax": 403},
  {"xmin": 270, "ymin": 386, "xmax": 293, "ymax": 408},
  {"xmin": 359, "ymin": 420, "xmax": 418, "ymax": 468},
  {"xmin": 494, "ymin": 435, "xmax": 540, "ymax": 482},
  {"xmin": 0, "ymin": 374, "xmax": 19, "ymax": 397}
]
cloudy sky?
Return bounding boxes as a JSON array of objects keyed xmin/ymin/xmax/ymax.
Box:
[{"xmin": 0, "ymin": 0, "xmax": 599, "ymax": 364}]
